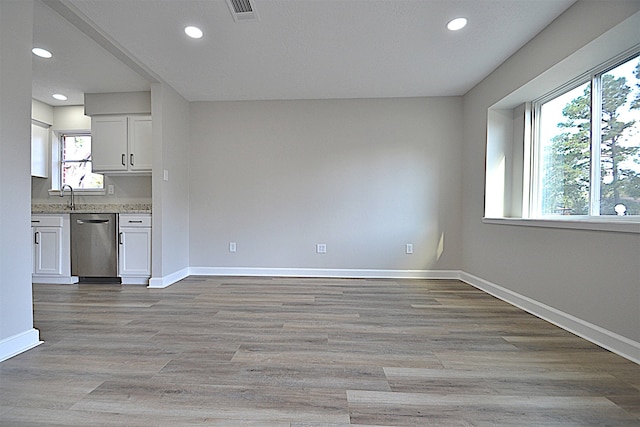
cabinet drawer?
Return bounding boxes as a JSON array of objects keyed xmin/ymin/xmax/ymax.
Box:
[
  {"xmin": 31, "ymin": 215, "xmax": 64, "ymax": 227},
  {"xmin": 119, "ymin": 214, "xmax": 151, "ymax": 227}
]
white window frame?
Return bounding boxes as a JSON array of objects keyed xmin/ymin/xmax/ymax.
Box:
[
  {"xmin": 529, "ymin": 49, "xmax": 640, "ymax": 220},
  {"xmin": 49, "ymin": 130, "xmax": 105, "ymax": 196}
]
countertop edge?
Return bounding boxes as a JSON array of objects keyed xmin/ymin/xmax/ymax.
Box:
[{"xmin": 32, "ymin": 203, "xmax": 152, "ymax": 214}]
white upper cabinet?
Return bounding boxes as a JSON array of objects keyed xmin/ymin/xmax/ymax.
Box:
[
  {"xmin": 31, "ymin": 121, "xmax": 49, "ymax": 178},
  {"xmin": 92, "ymin": 116, "xmax": 128, "ymax": 172},
  {"xmin": 92, "ymin": 115, "xmax": 152, "ymax": 174},
  {"xmin": 128, "ymin": 116, "xmax": 152, "ymax": 171}
]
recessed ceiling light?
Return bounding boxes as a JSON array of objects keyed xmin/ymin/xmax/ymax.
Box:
[
  {"xmin": 447, "ymin": 17, "xmax": 467, "ymax": 31},
  {"xmin": 32, "ymin": 47, "xmax": 52, "ymax": 58},
  {"xmin": 184, "ymin": 26, "xmax": 203, "ymax": 39},
  {"xmin": 52, "ymin": 94, "xmax": 68, "ymax": 101}
]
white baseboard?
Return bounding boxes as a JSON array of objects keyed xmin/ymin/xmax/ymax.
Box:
[
  {"xmin": 148, "ymin": 267, "xmax": 190, "ymax": 289},
  {"xmin": 459, "ymin": 271, "xmax": 640, "ymax": 365},
  {"xmin": 0, "ymin": 329, "xmax": 42, "ymax": 362},
  {"xmin": 121, "ymin": 276, "xmax": 150, "ymax": 285},
  {"xmin": 32, "ymin": 275, "xmax": 78, "ymax": 284},
  {"xmin": 188, "ymin": 267, "xmax": 460, "ymax": 280}
]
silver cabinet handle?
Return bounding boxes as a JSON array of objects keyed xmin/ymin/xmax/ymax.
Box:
[
  {"xmin": 119, "ymin": 232, "xmax": 123, "ymax": 245},
  {"xmin": 121, "ymin": 153, "xmax": 126, "ymax": 166}
]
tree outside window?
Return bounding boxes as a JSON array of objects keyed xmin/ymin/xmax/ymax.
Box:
[
  {"xmin": 61, "ymin": 134, "xmax": 103, "ymax": 189},
  {"xmin": 536, "ymin": 54, "xmax": 640, "ymax": 216}
]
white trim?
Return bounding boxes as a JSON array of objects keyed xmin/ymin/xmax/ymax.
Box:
[
  {"xmin": 188, "ymin": 267, "xmax": 460, "ymax": 280},
  {"xmin": 48, "ymin": 189, "xmax": 106, "ymax": 197},
  {"xmin": 32, "ymin": 275, "xmax": 79, "ymax": 285},
  {"xmin": 0, "ymin": 329, "xmax": 42, "ymax": 363},
  {"xmin": 459, "ymin": 271, "xmax": 640, "ymax": 365},
  {"xmin": 483, "ymin": 217, "xmax": 640, "ymax": 234},
  {"xmin": 121, "ymin": 276, "xmax": 150, "ymax": 285},
  {"xmin": 148, "ymin": 267, "xmax": 190, "ymax": 289}
]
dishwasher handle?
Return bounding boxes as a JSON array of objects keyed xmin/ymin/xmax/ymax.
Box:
[{"xmin": 76, "ymin": 219, "xmax": 111, "ymax": 225}]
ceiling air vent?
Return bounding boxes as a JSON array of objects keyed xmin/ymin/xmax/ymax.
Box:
[{"xmin": 226, "ymin": 0, "xmax": 258, "ymax": 22}]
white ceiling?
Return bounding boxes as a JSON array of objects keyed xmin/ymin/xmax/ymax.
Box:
[
  {"xmin": 33, "ymin": 0, "xmax": 576, "ymax": 106},
  {"xmin": 32, "ymin": 0, "xmax": 151, "ymax": 107}
]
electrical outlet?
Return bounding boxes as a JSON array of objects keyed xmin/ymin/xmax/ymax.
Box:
[
  {"xmin": 229, "ymin": 242, "xmax": 237, "ymax": 252},
  {"xmin": 405, "ymin": 243, "xmax": 413, "ymax": 254},
  {"xmin": 316, "ymin": 243, "xmax": 327, "ymax": 254},
  {"xmin": 107, "ymin": 184, "xmax": 115, "ymax": 195}
]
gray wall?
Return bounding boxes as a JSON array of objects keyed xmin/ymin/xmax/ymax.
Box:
[
  {"xmin": 189, "ymin": 97, "xmax": 462, "ymax": 273},
  {"xmin": 462, "ymin": 1, "xmax": 640, "ymax": 343},
  {"xmin": 151, "ymin": 83, "xmax": 190, "ymax": 281},
  {"xmin": 0, "ymin": 0, "xmax": 39, "ymax": 358}
]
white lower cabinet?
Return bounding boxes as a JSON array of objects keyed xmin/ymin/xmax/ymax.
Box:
[
  {"xmin": 33, "ymin": 226, "xmax": 61, "ymax": 275},
  {"xmin": 118, "ymin": 214, "xmax": 151, "ymax": 285},
  {"xmin": 32, "ymin": 214, "xmax": 76, "ymax": 284}
]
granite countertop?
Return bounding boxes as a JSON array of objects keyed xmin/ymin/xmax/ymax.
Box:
[{"xmin": 32, "ymin": 203, "xmax": 152, "ymax": 214}]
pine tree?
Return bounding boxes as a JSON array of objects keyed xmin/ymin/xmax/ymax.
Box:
[
  {"xmin": 543, "ymin": 59, "xmax": 640, "ymax": 215},
  {"xmin": 542, "ymin": 85, "xmax": 591, "ymax": 215},
  {"xmin": 600, "ymin": 73, "xmax": 637, "ymax": 214}
]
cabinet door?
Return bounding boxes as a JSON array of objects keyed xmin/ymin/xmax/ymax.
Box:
[
  {"xmin": 92, "ymin": 116, "xmax": 128, "ymax": 172},
  {"xmin": 31, "ymin": 121, "xmax": 49, "ymax": 178},
  {"xmin": 118, "ymin": 227, "xmax": 151, "ymax": 276},
  {"xmin": 32, "ymin": 228, "xmax": 36, "ymax": 275},
  {"xmin": 128, "ymin": 116, "xmax": 152, "ymax": 172},
  {"xmin": 33, "ymin": 227, "xmax": 63, "ymax": 276}
]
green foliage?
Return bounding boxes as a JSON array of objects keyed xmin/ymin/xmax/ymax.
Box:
[
  {"xmin": 632, "ymin": 61, "xmax": 640, "ymax": 110},
  {"xmin": 542, "ymin": 84, "xmax": 591, "ymax": 215},
  {"xmin": 600, "ymin": 73, "xmax": 638, "ymax": 214},
  {"xmin": 542, "ymin": 58, "xmax": 640, "ymax": 215}
]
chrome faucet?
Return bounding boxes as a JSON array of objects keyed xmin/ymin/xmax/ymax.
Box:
[{"xmin": 60, "ymin": 184, "xmax": 75, "ymax": 210}]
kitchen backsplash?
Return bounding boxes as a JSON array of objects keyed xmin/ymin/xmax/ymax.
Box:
[{"xmin": 32, "ymin": 175, "xmax": 152, "ymax": 206}]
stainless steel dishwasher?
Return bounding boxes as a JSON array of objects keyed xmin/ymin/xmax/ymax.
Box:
[{"xmin": 70, "ymin": 213, "xmax": 118, "ymax": 281}]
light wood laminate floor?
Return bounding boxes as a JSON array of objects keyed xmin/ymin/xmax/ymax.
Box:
[{"xmin": 1, "ymin": 277, "xmax": 639, "ymax": 426}]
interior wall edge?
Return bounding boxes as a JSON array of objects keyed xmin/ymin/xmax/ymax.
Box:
[
  {"xmin": 0, "ymin": 329, "xmax": 42, "ymax": 363},
  {"xmin": 148, "ymin": 267, "xmax": 190, "ymax": 289}
]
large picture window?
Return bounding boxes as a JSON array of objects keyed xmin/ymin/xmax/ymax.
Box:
[
  {"xmin": 533, "ymin": 53, "xmax": 640, "ymax": 217},
  {"xmin": 60, "ymin": 134, "xmax": 103, "ymax": 190}
]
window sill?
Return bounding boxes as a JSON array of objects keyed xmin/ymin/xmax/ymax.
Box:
[
  {"xmin": 49, "ymin": 189, "xmax": 106, "ymax": 197},
  {"xmin": 483, "ymin": 217, "xmax": 640, "ymax": 234}
]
